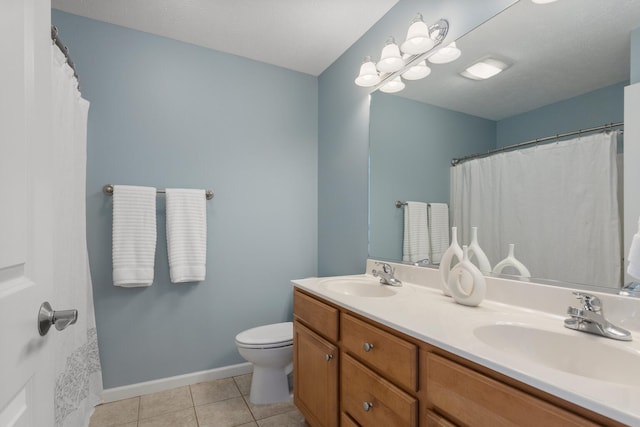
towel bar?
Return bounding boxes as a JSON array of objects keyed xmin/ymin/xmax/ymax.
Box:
[{"xmin": 103, "ymin": 184, "xmax": 214, "ymax": 200}]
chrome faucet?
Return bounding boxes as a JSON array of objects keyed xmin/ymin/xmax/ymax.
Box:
[
  {"xmin": 372, "ymin": 262, "xmax": 402, "ymax": 287},
  {"xmin": 564, "ymin": 292, "xmax": 632, "ymax": 341}
]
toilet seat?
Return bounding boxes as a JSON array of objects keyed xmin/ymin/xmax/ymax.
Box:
[{"xmin": 235, "ymin": 322, "xmax": 293, "ymax": 349}]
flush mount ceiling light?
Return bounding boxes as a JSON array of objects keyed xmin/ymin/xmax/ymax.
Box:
[
  {"xmin": 354, "ymin": 16, "xmax": 453, "ymax": 93},
  {"xmin": 428, "ymin": 42, "xmax": 461, "ymax": 64},
  {"xmin": 461, "ymin": 58, "xmax": 509, "ymax": 80}
]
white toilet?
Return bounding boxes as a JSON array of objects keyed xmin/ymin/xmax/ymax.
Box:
[{"xmin": 235, "ymin": 322, "xmax": 294, "ymax": 405}]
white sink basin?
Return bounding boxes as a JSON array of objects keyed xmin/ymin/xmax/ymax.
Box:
[
  {"xmin": 474, "ymin": 323, "xmax": 640, "ymax": 386},
  {"xmin": 319, "ymin": 276, "xmax": 396, "ymax": 298}
]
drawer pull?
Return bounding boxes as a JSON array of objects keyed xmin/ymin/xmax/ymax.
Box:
[
  {"xmin": 324, "ymin": 353, "xmax": 334, "ymax": 361},
  {"xmin": 363, "ymin": 342, "xmax": 374, "ymax": 352},
  {"xmin": 362, "ymin": 401, "xmax": 374, "ymax": 411}
]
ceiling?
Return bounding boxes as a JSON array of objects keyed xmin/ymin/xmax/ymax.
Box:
[
  {"xmin": 395, "ymin": 0, "xmax": 640, "ymax": 120},
  {"xmin": 51, "ymin": 0, "xmax": 399, "ymax": 76}
]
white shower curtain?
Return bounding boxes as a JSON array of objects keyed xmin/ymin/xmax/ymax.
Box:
[
  {"xmin": 451, "ymin": 132, "xmax": 621, "ymax": 288},
  {"xmin": 51, "ymin": 45, "xmax": 103, "ymax": 427}
]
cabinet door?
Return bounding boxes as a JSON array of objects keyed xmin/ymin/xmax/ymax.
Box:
[{"xmin": 294, "ymin": 321, "xmax": 339, "ymax": 427}]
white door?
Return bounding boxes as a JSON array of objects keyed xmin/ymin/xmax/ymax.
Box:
[{"xmin": 0, "ymin": 0, "xmax": 57, "ymax": 425}]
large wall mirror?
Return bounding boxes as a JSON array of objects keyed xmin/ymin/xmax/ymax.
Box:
[{"xmin": 369, "ymin": 0, "xmax": 640, "ymax": 292}]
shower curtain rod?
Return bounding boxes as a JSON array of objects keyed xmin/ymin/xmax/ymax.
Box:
[
  {"xmin": 51, "ymin": 26, "xmax": 78, "ymax": 81},
  {"xmin": 451, "ymin": 121, "xmax": 624, "ymax": 166}
]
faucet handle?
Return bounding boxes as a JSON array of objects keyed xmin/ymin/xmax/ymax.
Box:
[
  {"xmin": 573, "ymin": 292, "xmax": 601, "ymax": 312},
  {"xmin": 374, "ymin": 261, "xmax": 394, "ymax": 275}
]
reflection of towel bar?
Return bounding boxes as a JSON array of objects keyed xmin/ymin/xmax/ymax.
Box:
[
  {"xmin": 103, "ymin": 184, "xmax": 214, "ymax": 200},
  {"xmin": 396, "ymin": 200, "xmax": 433, "ymax": 208}
]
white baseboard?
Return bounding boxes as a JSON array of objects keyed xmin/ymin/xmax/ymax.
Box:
[{"xmin": 100, "ymin": 362, "xmax": 253, "ymax": 403}]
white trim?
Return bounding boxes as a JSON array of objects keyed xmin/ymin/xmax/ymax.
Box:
[{"xmin": 100, "ymin": 362, "xmax": 253, "ymax": 403}]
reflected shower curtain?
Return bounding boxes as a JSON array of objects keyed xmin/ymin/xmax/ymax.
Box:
[
  {"xmin": 451, "ymin": 132, "xmax": 621, "ymax": 288},
  {"xmin": 51, "ymin": 45, "xmax": 103, "ymax": 426}
]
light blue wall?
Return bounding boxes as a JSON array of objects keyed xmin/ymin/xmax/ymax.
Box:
[
  {"xmin": 317, "ymin": 0, "xmax": 518, "ymax": 276},
  {"xmin": 369, "ymin": 93, "xmax": 495, "ymax": 260},
  {"xmin": 496, "ymin": 81, "xmax": 626, "ymax": 148},
  {"xmin": 632, "ymin": 27, "xmax": 640, "ymax": 85},
  {"xmin": 52, "ymin": 11, "xmax": 318, "ymax": 389}
]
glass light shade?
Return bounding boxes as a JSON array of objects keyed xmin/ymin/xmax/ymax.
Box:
[
  {"xmin": 461, "ymin": 58, "xmax": 508, "ymax": 80},
  {"xmin": 400, "ymin": 14, "xmax": 436, "ymax": 55},
  {"xmin": 402, "ymin": 60, "xmax": 431, "ymax": 80},
  {"xmin": 531, "ymin": 0, "xmax": 558, "ymax": 3},
  {"xmin": 379, "ymin": 76, "xmax": 405, "ymax": 93},
  {"xmin": 376, "ymin": 37, "xmax": 404, "ymax": 73},
  {"xmin": 428, "ymin": 42, "xmax": 461, "ymax": 64},
  {"xmin": 355, "ymin": 57, "xmax": 380, "ymax": 87}
]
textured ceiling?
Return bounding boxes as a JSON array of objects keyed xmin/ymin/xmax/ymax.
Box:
[
  {"xmin": 51, "ymin": 0, "xmax": 399, "ymax": 76},
  {"xmin": 396, "ymin": 0, "xmax": 640, "ymax": 120}
]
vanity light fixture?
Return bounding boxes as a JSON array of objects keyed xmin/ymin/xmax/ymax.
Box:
[
  {"xmin": 377, "ymin": 37, "xmax": 405, "ymax": 73},
  {"xmin": 354, "ymin": 16, "xmax": 452, "ymax": 93},
  {"xmin": 400, "ymin": 13, "xmax": 436, "ymax": 55},
  {"xmin": 354, "ymin": 56, "xmax": 381, "ymax": 87},
  {"xmin": 531, "ymin": 0, "xmax": 559, "ymax": 3},
  {"xmin": 401, "ymin": 57, "xmax": 431, "ymax": 80},
  {"xmin": 461, "ymin": 58, "xmax": 509, "ymax": 80},
  {"xmin": 428, "ymin": 42, "xmax": 462, "ymax": 64},
  {"xmin": 379, "ymin": 76, "xmax": 406, "ymax": 93}
]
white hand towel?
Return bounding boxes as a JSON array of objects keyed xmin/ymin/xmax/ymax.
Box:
[
  {"xmin": 166, "ymin": 188, "xmax": 207, "ymax": 283},
  {"xmin": 628, "ymin": 234, "xmax": 640, "ymax": 280},
  {"xmin": 112, "ymin": 185, "xmax": 157, "ymax": 287},
  {"xmin": 403, "ymin": 201, "xmax": 430, "ymax": 263},
  {"xmin": 428, "ymin": 203, "xmax": 450, "ymax": 264}
]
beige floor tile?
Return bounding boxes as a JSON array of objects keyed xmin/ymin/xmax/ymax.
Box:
[
  {"xmin": 89, "ymin": 397, "xmax": 139, "ymax": 427},
  {"xmin": 139, "ymin": 386, "xmax": 193, "ymax": 420},
  {"xmin": 190, "ymin": 377, "xmax": 241, "ymax": 406},
  {"xmin": 195, "ymin": 396, "xmax": 254, "ymax": 427},
  {"xmin": 233, "ymin": 373, "xmax": 252, "ymax": 396},
  {"xmin": 244, "ymin": 396, "xmax": 296, "ymax": 420},
  {"xmin": 257, "ymin": 409, "xmax": 306, "ymax": 427},
  {"xmin": 138, "ymin": 407, "xmax": 197, "ymax": 427},
  {"xmin": 236, "ymin": 423, "xmax": 259, "ymax": 427}
]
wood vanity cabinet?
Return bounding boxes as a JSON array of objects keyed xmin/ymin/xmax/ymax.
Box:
[
  {"xmin": 293, "ymin": 290, "xmax": 340, "ymax": 427},
  {"xmin": 293, "ymin": 288, "xmax": 623, "ymax": 427}
]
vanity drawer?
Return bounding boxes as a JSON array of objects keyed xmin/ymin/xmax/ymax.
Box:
[
  {"xmin": 293, "ymin": 289, "xmax": 339, "ymax": 342},
  {"xmin": 341, "ymin": 353, "xmax": 417, "ymax": 427},
  {"xmin": 341, "ymin": 313, "xmax": 417, "ymax": 391},
  {"xmin": 425, "ymin": 353, "xmax": 600, "ymax": 427}
]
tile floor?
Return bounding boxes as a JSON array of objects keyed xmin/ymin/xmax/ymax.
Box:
[{"xmin": 88, "ymin": 373, "xmax": 306, "ymax": 427}]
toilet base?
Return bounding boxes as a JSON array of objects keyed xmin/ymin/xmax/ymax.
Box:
[{"xmin": 249, "ymin": 365, "xmax": 292, "ymax": 405}]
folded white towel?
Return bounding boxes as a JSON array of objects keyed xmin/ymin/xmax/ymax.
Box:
[
  {"xmin": 428, "ymin": 203, "xmax": 450, "ymax": 264},
  {"xmin": 403, "ymin": 201, "xmax": 430, "ymax": 263},
  {"xmin": 166, "ymin": 188, "xmax": 207, "ymax": 283},
  {"xmin": 112, "ymin": 185, "xmax": 157, "ymax": 287}
]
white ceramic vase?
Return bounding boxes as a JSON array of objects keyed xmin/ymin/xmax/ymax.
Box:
[
  {"xmin": 448, "ymin": 245, "xmax": 486, "ymax": 307},
  {"xmin": 467, "ymin": 227, "xmax": 492, "ymax": 273},
  {"xmin": 492, "ymin": 243, "xmax": 531, "ymax": 278},
  {"xmin": 438, "ymin": 227, "xmax": 463, "ymax": 296}
]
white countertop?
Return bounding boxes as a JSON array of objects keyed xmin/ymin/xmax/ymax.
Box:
[{"xmin": 292, "ymin": 260, "xmax": 640, "ymax": 425}]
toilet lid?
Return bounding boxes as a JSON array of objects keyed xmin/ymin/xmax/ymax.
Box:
[{"xmin": 235, "ymin": 322, "xmax": 293, "ymax": 347}]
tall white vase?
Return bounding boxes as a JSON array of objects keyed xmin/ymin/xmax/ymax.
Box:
[
  {"xmin": 438, "ymin": 227, "xmax": 463, "ymax": 296},
  {"xmin": 448, "ymin": 245, "xmax": 486, "ymax": 307},
  {"xmin": 492, "ymin": 243, "xmax": 531, "ymax": 278},
  {"xmin": 468, "ymin": 227, "xmax": 492, "ymax": 273}
]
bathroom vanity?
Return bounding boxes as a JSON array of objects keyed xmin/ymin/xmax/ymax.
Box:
[{"xmin": 292, "ymin": 261, "xmax": 640, "ymax": 426}]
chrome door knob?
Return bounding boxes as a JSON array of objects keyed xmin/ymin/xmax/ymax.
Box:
[
  {"xmin": 362, "ymin": 401, "xmax": 374, "ymax": 411},
  {"xmin": 363, "ymin": 342, "xmax": 374, "ymax": 352},
  {"xmin": 38, "ymin": 301, "xmax": 78, "ymax": 336},
  {"xmin": 324, "ymin": 354, "xmax": 334, "ymax": 361}
]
